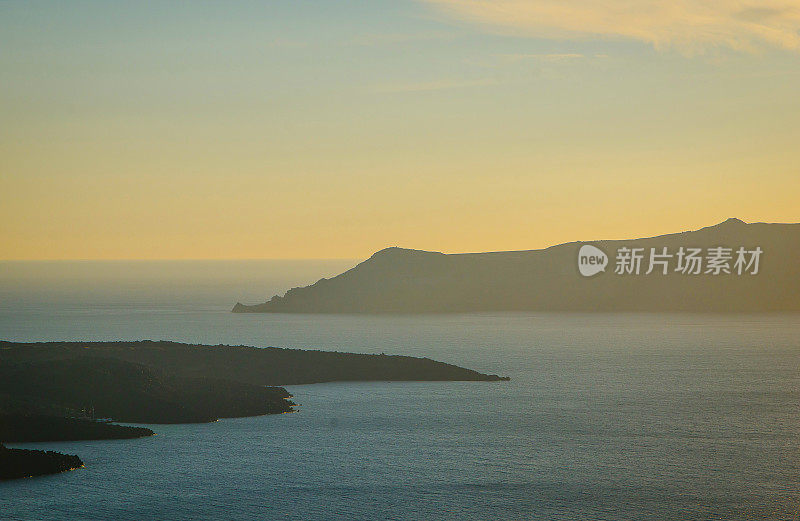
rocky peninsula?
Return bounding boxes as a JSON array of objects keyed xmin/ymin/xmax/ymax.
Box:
[
  {"xmin": 0, "ymin": 340, "xmax": 507, "ymax": 479},
  {"xmin": 0, "ymin": 443, "xmax": 83, "ymax": 480}
]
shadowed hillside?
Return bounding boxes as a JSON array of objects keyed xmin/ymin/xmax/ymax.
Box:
[
  {"xmin": 0, "ymin": 341, "xmax": 506, "ymax": 478},
  {"xmin": 0, "ymin": 443, "xmax": 83, "ymax": 480},
  {"xmin": 0, "ymin": 414, "xmax": 154, "ymax": 443},
  {"xmin": 0, "ymin": 340, "xmax": 508, "ymax": 388},
  {"xmin": 233, "ymin": 219, "xmax": 800, "ymax": 313},
  {"xmin": 0, "ymin": 340, "xmax": 507, "ymax": 428},
  {"xmin": 0, "ymin": 355, "xmax": 293, "ymax": 424}
]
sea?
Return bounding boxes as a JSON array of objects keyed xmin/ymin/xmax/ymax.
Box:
[{"xmin": 1, "ymin": 260, "xmax": 800, "ymax": 520}]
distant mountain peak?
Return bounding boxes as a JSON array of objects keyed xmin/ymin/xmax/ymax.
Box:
[
  {"xmin": 694, "ymin": 218, "xmax": 747, "ymax": 234},
  {"xmin": 372, "ymin": 246, "xmax": 408, "ymax": 256},
  {"xmin": 369, "ymin": 246, "xmax": 441, "ymax": 259}
]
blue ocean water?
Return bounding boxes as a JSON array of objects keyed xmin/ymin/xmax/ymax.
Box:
[{"xmin": 2, "ymin": 260, "xmax": 800, "ymax": 520}]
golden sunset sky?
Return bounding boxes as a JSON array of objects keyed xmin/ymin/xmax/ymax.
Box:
[{"xmin": 2, "ymin": 1, "xmax": 799, "ymax": 259}]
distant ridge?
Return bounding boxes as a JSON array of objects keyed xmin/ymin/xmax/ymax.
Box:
[{"xmin": 233, "ymin": 219, "xmax": 800, "ymax": 313}]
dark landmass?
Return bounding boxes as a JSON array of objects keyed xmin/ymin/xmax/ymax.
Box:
[
  {"xmin": 0, "ymin": 342, "xmax": 506, "ymax": 479},
  {"xmin": 0, "ymin": 340, "xmax": 507, "ymax": 428},
  {"xmin": 0, "ymin": 442, "xmax": 83, "ymax": 480},
  {"xmin": 0, "ymin": 353, "xmax": 294, "ymax": 425},
  {"xmin": 0, "ymin": 414, "xmax": 154, "ymax": 443},
  {"xmin": 233, "ymin": 218, "xmax": 800, "ymax": 313},
  {"xmin": 0, "ymin": 340, "xmax": 507, "ymax": 387}
]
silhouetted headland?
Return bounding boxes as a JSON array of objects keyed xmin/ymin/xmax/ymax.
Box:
[
  {"xmin": 0, "ymin": 340, "xmax": 508, "ymax": 426},
  {"xmin": 1, "ymin": 340, "xmax": 506, "ymax": 480},
  {"xmin": 233, "ymin": 219, "xmax": 800, "ymax": 314},
  {"xmin": 0, "ymin": 414, "xmax": 154, "ymax": 443},
  {"xmin": 0, "ymin": 443, "xmax": 83, "ymax": 480}
]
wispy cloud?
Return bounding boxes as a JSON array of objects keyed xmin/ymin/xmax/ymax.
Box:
[
  {"xmin": 420, "ymin": 0, "xmax": 800, "ymax": 53},
  {"xmin": 373, "ymin": 78, "xmax": 499, "ymax": 93}
]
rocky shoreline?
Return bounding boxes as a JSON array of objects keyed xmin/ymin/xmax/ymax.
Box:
[{"xmin": 0, "ymin": 340, "xmax": 508, "ymax": 480}]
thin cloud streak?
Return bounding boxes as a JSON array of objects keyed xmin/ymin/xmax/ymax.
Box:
[{"xmin": 421, "ymin": 0, "xmax": 800, "ymax": 53}]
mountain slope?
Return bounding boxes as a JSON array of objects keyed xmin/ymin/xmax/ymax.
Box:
[{"xmin": 233, "ymin": 219, "xmax": 800, "ymax": 313}]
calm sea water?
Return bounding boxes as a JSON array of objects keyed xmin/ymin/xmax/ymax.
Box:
[{"xmin": 2, "ymin": 260, "xmax": 800, "ymax": 520}]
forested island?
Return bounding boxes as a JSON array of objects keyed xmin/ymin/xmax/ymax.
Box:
[{"xmin": 0, "ymin": 340, "xmax": 507, "ymax": 480}]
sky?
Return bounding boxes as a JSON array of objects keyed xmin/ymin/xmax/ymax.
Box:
[{"xmin": 1, "ymin": 0, "xmax": 799, "ymax": 260}]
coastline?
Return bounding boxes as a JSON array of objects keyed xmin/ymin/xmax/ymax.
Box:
[{"xmin": 0, "ymin": 340, "xmax": 508, "ymax": 480}]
